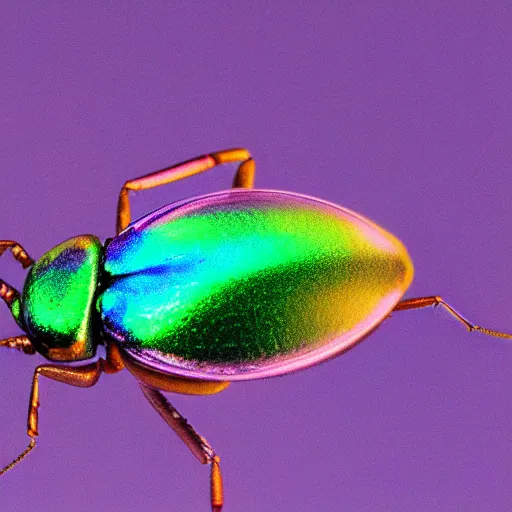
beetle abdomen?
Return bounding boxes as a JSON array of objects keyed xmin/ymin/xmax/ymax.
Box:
[{"xmin": 99, "ymin": 190, "xmax": 413, "ymax": 379}]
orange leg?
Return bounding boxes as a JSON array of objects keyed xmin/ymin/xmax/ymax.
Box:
[
  {"xmin": 393, "ymin": 296, "xmax": 512, "ymax": 339},
  {"xmin": 26, "ymin": 362, "xmax": 104, "ymax": 438},
  {"xmin": 0, "ymin": 343, "xmax": 124, "ymax": 476},
  {"xmin": 0, "ymin": 240, "xmax": 33, "ymax": 268},
  {"xmin": 0, "ymin": 335, "xmax": 35, "ymax": 354},
  {"xmin": 140, "ymin": 384, "xmax": 224, "ymax": 512},
  {"xmin": 0, "ymin": 279, "xmax": 20, "ymax": 309},
  {"xmin": 116, "ymin": 148, "xmax": 255, "ymax": 234}
]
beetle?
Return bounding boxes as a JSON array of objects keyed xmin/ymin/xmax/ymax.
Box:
[{"xmin": 1, "ymin": 147, "xmax": 510, "ymax": 511}]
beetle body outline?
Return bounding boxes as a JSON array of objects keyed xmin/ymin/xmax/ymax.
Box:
[{"xmin": 1, "ymin": 148, "xmax": 510, "ymax": 511}]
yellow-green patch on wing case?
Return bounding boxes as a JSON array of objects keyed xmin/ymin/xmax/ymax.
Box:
[{"xmin": 99, "ymin": 190, "xmax": 413, "ymax": 379}]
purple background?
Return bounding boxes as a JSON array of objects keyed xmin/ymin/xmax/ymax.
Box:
[{"xmin": 1, "ymin": 2, "xmax": 512, "ymax": 511}]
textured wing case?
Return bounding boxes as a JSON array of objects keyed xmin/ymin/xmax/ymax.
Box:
[{"xmin": 99, "ymin": 189, "xmax": 413, "ymax": 380}]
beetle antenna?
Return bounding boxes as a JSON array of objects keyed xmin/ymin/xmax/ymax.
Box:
[{"xmin": 0, "ymin": 437, "xmax": 36, "ymax": 476}]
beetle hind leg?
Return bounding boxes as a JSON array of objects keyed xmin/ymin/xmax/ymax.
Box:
[
  {"xmin": 139, "ymin": 384, "xmax": 224, "ymax": 511},
  {"xmin": 393, "ymin": 296, "xmax": 512, "ymax": 339}
]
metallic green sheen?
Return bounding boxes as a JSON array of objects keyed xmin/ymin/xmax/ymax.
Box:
[
  {"xmin": 100, "ymin": 190, "xmax": 412, "ymax": 366},
  {"xmin": 10, "ymin": 296, "xmax": 24, "ymax": 330},
  {"xmin": 22, "ymin": 235, "xmax": 102, "ymax": 361}
]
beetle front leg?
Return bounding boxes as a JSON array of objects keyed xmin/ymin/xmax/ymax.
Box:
[
  {"xmin": 0, "ymin": 335, "xmax": 35, "ymax": 354},
  {"xmin": 140, "ymin": 383, "xmax": 224, "ymax": 512},
  {"xmin": 1, "ymin": 361, "xmax": 105, "ymax": 476},
  {"xmin": 116, "ymin": 148, "xmax": 255, "ymax": 233},
  {"xmin": 0, "ymin": 240, "xmax": 33, "ymax": 268},
  {"xmin": 27, "ymin": 362, "xmax": 104, "ymax": 438}
]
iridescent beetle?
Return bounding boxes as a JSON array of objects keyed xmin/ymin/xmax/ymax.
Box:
[{"xmin": 1, "ymin": 148, "xmax": 511, "ymax": 511}]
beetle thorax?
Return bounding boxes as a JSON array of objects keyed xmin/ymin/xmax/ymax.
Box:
[{"xmin": 19, "ymin": 235, "xmax": 103, "ymax": 362}]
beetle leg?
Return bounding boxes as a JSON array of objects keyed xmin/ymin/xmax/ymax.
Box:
[
  {"xmin": 0, "ymin": 240, "xmax": 33, "ymax": 268},
  {"xmin": 0, "ymin": 335, "xmax": 35, "ymax": 355},
  {"xmin": 101, "ymin": 341, "xmax": 125, "ymax": 374},
  {"xmin": 26, "ymin": 348, "xmax": 125, "ymax": 438},
  {"xmin": 232, "ymin": 156, "xmax": 255, "ymax": 188},
  {"xmin": 0, "ymin": 361, "xmax": 106, "ymax": 476},
  {"xmin": 27, "ymin": 362, "xmax": 103, "ymax": 438},
  {"xmin": 140, "ymin": 383, "xmax": 224, "ymax": 512},
  {"xmin": 393, "ymin": 296, "xmax": 512, "ymax": 340},
  {"xmin": 0, "ymin": 279, "xmax": 20, "ymax": 309},
  {"xmin": 116, "ymin": 148, "xmax": 255, "ymax": 233}
]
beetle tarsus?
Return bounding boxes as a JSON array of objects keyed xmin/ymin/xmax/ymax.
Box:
[
  {"xmin": 393, "ymin": 296, "xmax": 512, "ymax": 340},
  {"xmin": 0, "ymin": 437, "xmax": 36, "ymax": 476}
]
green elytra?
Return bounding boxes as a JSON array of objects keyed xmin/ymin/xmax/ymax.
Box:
[{"xmin": 100, "ymin": 190, "xmax": 413, "ymax": 367}]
